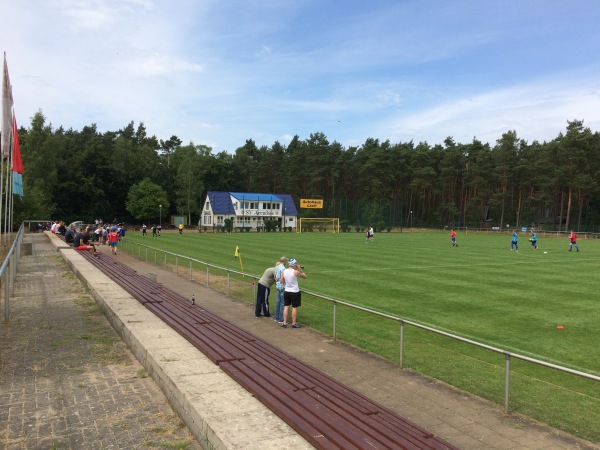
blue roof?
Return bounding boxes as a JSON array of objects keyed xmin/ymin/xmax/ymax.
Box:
[
  {"xmin": 230, "ymin": 192, "xmax": 283, "ymax": 202},
  {"xmin": 207, "ymin": 191, "xmax": 236, "ymax": 215},
  {"xmin": 277, "ymin": 194, "xmax": 299, "ymax": 216},
  {"xmin": 206, "ymin": 191, "xmax": 298, "ymax": 216}
]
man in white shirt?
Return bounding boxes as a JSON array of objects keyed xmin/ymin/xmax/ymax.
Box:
[{"xmin": 280, "ymin": 258, "xmax": 307, "ymax": 329}]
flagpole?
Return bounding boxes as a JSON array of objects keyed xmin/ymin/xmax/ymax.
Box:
[
  {"xmin": 1, "ymin": 52, "xmax": 13, "ymax": 246},
  {"xmin": 0, "ymin": 146, "xmax": 3, "ymax": 244},
  {"xmin": 3, "ymin": 158, "xmax": 9, "ymax": 246}
]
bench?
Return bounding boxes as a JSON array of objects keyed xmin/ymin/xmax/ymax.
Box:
[{"xmin": 82, "ymin": 252, "xmax": 458, "ymax": 450}]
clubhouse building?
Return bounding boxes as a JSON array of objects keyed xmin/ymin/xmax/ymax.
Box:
[{"xmin": 201, "ymin": 191, "xmax": 299, "ymax": 231}]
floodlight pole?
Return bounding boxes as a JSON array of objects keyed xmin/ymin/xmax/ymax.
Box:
[{"xmin": 159, "ymin": 204, "xmax": 162, "ymax": 228}]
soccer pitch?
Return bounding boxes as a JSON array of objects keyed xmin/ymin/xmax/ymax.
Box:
[{"xmin": 126, "ymin": 229, "xmax": 600, "ymax": 441}]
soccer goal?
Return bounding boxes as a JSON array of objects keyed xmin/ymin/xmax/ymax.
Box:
[{"xmin": 298, "ymin": 218, "xmax": 340, "ymax": 233}]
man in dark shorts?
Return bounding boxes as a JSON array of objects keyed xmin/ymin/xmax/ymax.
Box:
[{"xmin": 280, "ymin": 258, "xmax": 307, "ymax": 329}]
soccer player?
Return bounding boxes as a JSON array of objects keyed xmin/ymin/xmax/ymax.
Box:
[
  {"xmin": 511, "ymin": 230, "xmax": 518, "ymax": 251},
  {"xmin": 530, "ymin": 230, "xmax": 538, "ymax": 250},
  {"xmin": 569, "ymin": 230, "xmax": 579, "ymax": 252},
  {"xmin": 179, "ymin": 223, "xmax": 184, "ymax": 235},
  {"xmin": 450, "ymin": 229, "xmax": 458, "ymax": 247}
]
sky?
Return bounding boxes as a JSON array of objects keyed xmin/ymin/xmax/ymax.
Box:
[{"xmin": 2, "ymin": 0, "xmax": 600, "ymax": 153}]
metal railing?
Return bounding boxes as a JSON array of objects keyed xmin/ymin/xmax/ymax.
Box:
[
  {"xmin": 1, "ymin": 223, "xmax": 26, "ymax": 321},
  {"xmin": 122, "ymin": 239, "xmax": 600, "ymax": 414}
]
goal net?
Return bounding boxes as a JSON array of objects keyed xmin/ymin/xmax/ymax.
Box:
[{"xmin": 298, "ymin": 218, "xmax": 340, "ymax": 233}]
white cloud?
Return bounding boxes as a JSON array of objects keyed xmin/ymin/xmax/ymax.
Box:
[{"xmin": 383, "ymin": 71, "xmax": 600, "ymax": 145}]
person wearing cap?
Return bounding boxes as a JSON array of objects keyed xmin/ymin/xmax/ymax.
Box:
[
  {"xmin": 273, "ymin": 257, "xmax": 288, "ymax": 324},
  {"xmin": 255, "ymin": 264, "xmax": 276, "ymax": 318},
  {"xmin": 280, "ymin": 258, "xmax": 307, "ymax": 329}
]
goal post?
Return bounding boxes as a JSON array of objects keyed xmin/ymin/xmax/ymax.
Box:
[{"xmin": 298, "ymin": 218, "xmax": 340, "ymax": 233}]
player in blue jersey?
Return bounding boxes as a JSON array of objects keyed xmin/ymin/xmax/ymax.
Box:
[
  {"xmin": 511, "ymin": 230, "xmax": 518, "ymax": 251},
  {"xmin": 530, "ymin": 231, "xmax": 538, "ymax": 250}
]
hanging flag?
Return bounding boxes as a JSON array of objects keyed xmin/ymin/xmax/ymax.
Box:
[
  {"xmin": 2, "ymin": 53, "xmax": 13, "ymax": 158},
  {"xmin": 234, "ymin": 245, "xmax": 240, "ymax": 258},
  {"xmin": 12, "ymin": 115, "xmax": 23, "ymax": 197}
]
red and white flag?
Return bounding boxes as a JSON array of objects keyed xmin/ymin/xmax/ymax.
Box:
[
  {"xmin": 12, "ymin": 115, "xmax": 23, "ymax": 197},
  {"xmin": 1, "ymin": 53, "xmax": 13, "ymax": 158}
]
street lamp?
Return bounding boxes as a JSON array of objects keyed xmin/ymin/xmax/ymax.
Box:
[
  {"xmin": 159, "ymin": 204, "xmax": 162, "ymax": 229},
  {"xmin": 410, "ymin": 210, "xmax": 413, "ymax": 230}
]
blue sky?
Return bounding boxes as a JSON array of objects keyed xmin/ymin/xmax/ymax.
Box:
[{"xmin": 2, "ymin": 0, "xmax": 600, "ymax": 152}]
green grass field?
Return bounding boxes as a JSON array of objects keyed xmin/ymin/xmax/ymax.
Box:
[{"xmin": 124, "ymin": 229, "xmax": 600, "ymax": 443}]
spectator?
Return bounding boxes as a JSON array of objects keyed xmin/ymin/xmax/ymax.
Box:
[
  {"xmin": 56, "ymin": 221, "xmax": 67, "ymax": 235},
  {"xmin": 273, "ymin": 257, "xmax": 288, "ymax": 324},
  {"xmin": 73, "ymin": 227, "xmax": 97, "ymax": 256},
  {"xmin": 281, "ymin": 258, "xmax": 307, "ymax": 329},
  {"xmin": 64, "ymin": 224, "xmax": 77, "ymax": 245},
  {"xmin": 108, "ymin": 226, "xmax": 119, "ymax": 255},
  {"xmin": 255, "ymin": 264, "xmax": 276, "ymax": 317}
]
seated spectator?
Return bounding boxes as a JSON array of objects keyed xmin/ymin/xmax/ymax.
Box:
[
  {"xmin": 73, "ymin": 227, "xmax": 97, "ymax": 256},
  {"xmin": 64, "ymin": 224, "xmax": 77, "ymax": 244},
  {"xmin": 56, "ymin": 221, "xmax": 67, "ymax": 235}
]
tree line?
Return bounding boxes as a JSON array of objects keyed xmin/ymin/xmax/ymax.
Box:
[{"xmin": 13, "ymin": 111, "xmax": 600, "ymax": 232}]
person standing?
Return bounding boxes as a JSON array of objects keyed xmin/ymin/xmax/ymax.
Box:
[
  {"xmin": 108, "ymin": 226, "xmax": 119, "ymax": 255},
  {"xmin": 255, "ymin": 264, "xmax": 276, "ymax": 317},
  {"xmin": 281, "ymin": 258, "xmax": 307, "ymax": 329},
  {"xmin": 178, "ymin": 223, "xmax": 184, "ymax": 235},
  {"xmin": 142, "ymin": 224, "xmax": 147, "ymax": 236},
  {"xmin": 569, "ymin": 230, "xmax": 579, "ymax": 252},
  {"xmin": 511, "ymin": 230, "xmax": 518, "ymax": 251},
  {"xmin": 273, "ymin": 257, "xmax": 288, "ymax": 324},
  {"xmin": 365, "ymin": 226, "xmax": 373, "ymax": 243},
  {"xmin": 152, "ymin": 225, "xmax": 157, "ymax": 237},
  {"xmin": 450, "ymin": 229, "xmax": 458, "ymax": 247}
]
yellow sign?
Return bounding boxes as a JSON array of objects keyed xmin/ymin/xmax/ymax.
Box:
[{"xmin": 300, "ymin": 199, "xmax": 324, "ymax": 209}]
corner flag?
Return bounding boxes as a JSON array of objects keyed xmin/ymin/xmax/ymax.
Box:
[{"xmin": 234, "ymin": 245, "xmax": 244, "ymax": 275}]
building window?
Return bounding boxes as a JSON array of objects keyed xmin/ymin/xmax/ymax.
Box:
[{"xmin": 205, "ymin": 201, "xmax": 210, "ymax": 211}]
